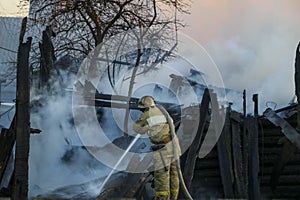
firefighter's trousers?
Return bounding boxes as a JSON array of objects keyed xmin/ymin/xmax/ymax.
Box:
[{"xmin": 153, "ymin": 149, "xmax": 179, "ymax": 200}]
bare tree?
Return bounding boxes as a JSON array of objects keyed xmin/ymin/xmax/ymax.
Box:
[
  {"xmin": 25, "ymin": 0, "xmax": 190, "ymax": 65},
  {"xmin": 25, "ymin": 0, "xmax": 191, "ymax": 136}
]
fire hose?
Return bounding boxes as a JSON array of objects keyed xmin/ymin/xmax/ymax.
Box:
[{"xmin": 157, "ymin": 104, "xmax": 193, "ymax": 200}]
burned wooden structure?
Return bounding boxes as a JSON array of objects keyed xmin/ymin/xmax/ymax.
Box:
[
  {"xmin": 2, "ymin": 70, "xmax": 300, "ymax": 199},
  {"xmin": 90, "ymin": 90, "xmax": 300, "ymax": 200},
  {"xmin": 2, "ymin": 88, "xmax": 300, "ymax": 199},
  {"xmin": 1, "ymin": 34, "xmax": 300, "ymax": 200},
  {"xmin": 184, "ymin": 101, "xmax": 300, "ymax": 200},
  {"xmin": 93, "ymin": 42, "xmax": 300, "ymax": 200}
]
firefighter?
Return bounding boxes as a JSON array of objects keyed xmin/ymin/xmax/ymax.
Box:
[{"xmin": 133, "ymin": 95, "xmax": 181, "ymax": 200}]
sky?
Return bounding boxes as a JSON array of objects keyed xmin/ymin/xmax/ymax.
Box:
[
  {"xmin": 1, "ymin": 0, "xmax": 300, "ymax": 109},
  {"xmin": 0, "ymin": 0, "xmax": 29, "ymax": 17},
  {"xmin": 180, "ymin": 0, "xmax": 300, "ymax": 110}
]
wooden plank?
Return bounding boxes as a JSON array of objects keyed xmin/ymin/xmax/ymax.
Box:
[
  {"xmin": 217, "ymin": 107, "xmax": 234, "ymax": 198},
  {"xmin": 249, "ymin": 95, "xmax": 261, "ymax": 199},
  {"xmin": 248, "ymin": 94, "xmax": 260, "ymax": 200},
  {"xmin": 231, "ymin": 118, "xmax": 247, "ymax": 198},
  {"xmin": 295, "ymin": 42, "xmax": 300, "ymax": 130},
  {"xmin": 13, "ymin": 35, "xmax": 31, "ymax": 200},
  {"xmin": 263, "ymin": 108, "xmax": 300, "ymax": 149},
  {"xmin": 183, "ymin": 88, "xmax": 210, "ymax": 188},
  {"xmin": 242, "ymin": 89, "xmax": 248, "ymax": 197},
  {"xmin": 242, "ymin": 89, "xmax": 248, "ymax": 196},
  {"xmin": 242, "ymin": 117, "xmax": 249, "ymax": 199},
  {"xmin": 243, "ymin": 90, "xmax": 246, "ymax": 117}
]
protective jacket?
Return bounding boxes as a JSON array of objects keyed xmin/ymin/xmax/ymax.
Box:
[{"xmin": 133, "ymin": 106, "xmax": 171, "ymax": 143}]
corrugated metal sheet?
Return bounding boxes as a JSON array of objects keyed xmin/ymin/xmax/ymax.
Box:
[
  {"xmin": 0, "ymin": 17, "xmax": 22, "ymax": 68},
  {"xmin": 0, "ymin": 17, "xmax": 19, "ymax": 130}
]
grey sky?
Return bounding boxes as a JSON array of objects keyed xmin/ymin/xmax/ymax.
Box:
[{"xmin": 0, "ymin": 0, "xmax": 29, "ymax": 17}]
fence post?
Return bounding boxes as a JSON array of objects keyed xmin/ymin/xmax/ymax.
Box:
[{"xmin": 12, "ymin": 18, "xmax": 32, "ymax": 199}]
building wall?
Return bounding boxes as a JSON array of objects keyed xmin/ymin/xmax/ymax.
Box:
[{"xmin": 0, "ymin": 16, "xmax": 22, "ymax": 71}]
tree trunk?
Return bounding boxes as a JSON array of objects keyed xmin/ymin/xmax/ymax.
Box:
[{"xmin": 123, "ymin": 35, "xmax": 142, "ymax": 136}]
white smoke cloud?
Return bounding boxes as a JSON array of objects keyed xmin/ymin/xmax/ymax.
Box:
[
  {"xmin": 29, "ymin": 66, "xmax": 112, "ymax": 198},
  {"xmin": 181, "ymin": 0, "xmax": 300, "ymax": 112}
]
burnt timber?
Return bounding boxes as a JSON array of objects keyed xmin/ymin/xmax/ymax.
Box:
[
  {"xmin": 2, "ymin": 44, "xmax": 300, "ymax": 199},
  {"xmin": 2, "ymin": 91, "xmax": 300, "ymax": 199},
  {"xmin": 185, "ymin": 104, "xmax": 300, "ymax": 200},
  {"xmin": 89, "ymin": 91, "xmax": 300, "ymax": 200}
]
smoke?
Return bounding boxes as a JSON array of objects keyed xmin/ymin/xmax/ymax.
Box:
[
  {"xmin": 181, "ymin": 0, "xmax": 300, "ymax": 112},
  {"xmin": 29, "ymin": 63, "xmax": 112, "ymax": 198}
]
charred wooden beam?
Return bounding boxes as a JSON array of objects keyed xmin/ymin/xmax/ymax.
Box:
[
  {"xmin": 30, "ymin": 128, "xmax": 42, "ymax": 134},
  {"xmin": 73, "ymin": 80, "xmax": 180, "ymax": 112},
  {"xmin": 295, "ymin": 42, "xmax": 300, "ymax": 130},
  {"xmin": 263, "ymin": 108, "xmax": 300, "ymax": 149},
  {"xmin": 75, "ymin": 81, "xmax": 137, "ymax": 106},
  {"xmin": 93, "ymin": 93, "xmax": 179, "ymax": 110},
  {"xmin": 92, "ymin": 99, "xmax": 181, "ymax": 122},
  {"xmin": 39, "ymin": 26, "xmax": 56, "ymax": 86},
  {"xmin": 217, "ymin": 100, "xmax": 234, "ymax": 198},
  {"xmin": 183, "ymin": 88, "xmax": 210, "ymax": 188},
  {"xmin": 13, "ymin": 36, "xmax": 32, "ymax": 200},
  {"xmin": 76, "ymin": 92, "xmax": 180, "ymax": 111},
  {"xmin": 243, "ymin": 90, "xmax": 246, "ymax": 117},
  {"xmin": 248, "ymin": 94, "xmax": 260, "ymax": 200},
  {"xmin": 94, "ymin": 93, "xmax": 139, "ymax": 103},
  {"xmin": 242, "ymin": 98, "xmax": 249, "ymax": 199},
  {"xmin": 75, "ymin": 92, "xmax": 182, "ymax": 125},
  {"xmin": 94, "ymin": 100, "xmax": 139, "ymax": 110},
  {"xmin": 274, "ymin": 104, "xmax": 297, "ymax": 114},
  {"xmin": 231, "ymin": 113, "xmax": 247, "ymax": 198}
]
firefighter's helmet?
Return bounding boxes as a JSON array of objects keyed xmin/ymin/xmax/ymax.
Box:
[{"xmin": 138, "ymin": 95, "xmax": 155, "ymax": 108}]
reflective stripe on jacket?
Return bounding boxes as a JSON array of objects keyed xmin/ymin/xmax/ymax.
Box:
[{"xmin": 133, "ymin": 106, "xmax": 171, "ymax": 144}]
